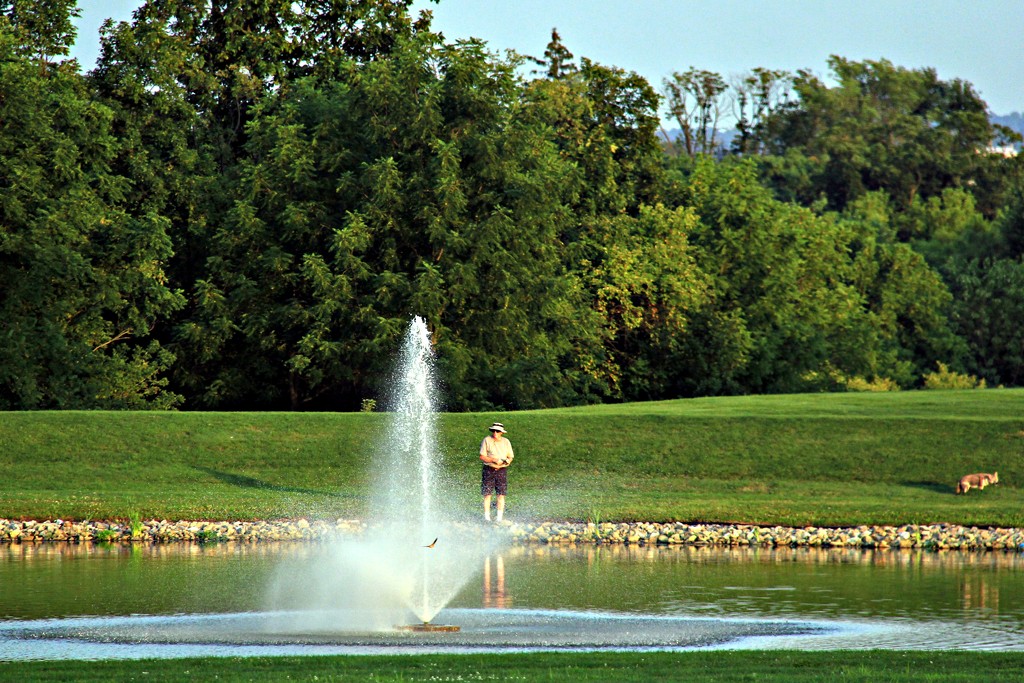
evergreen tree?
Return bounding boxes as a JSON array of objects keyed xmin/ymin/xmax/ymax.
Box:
[{"xmin": 531, "ymin": 27, "xmax": 577, "ymax": 80}]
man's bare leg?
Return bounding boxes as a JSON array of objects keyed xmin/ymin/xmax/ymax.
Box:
[
  {"xmin": 496, "ymin": 495, "xmax": 505, "ymax": 522},
  {"xmin": 483, "ymin": 495, "xmax": 492, "ymax": 521}
]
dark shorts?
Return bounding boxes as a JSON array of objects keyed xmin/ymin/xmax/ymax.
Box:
[{"xmin": 481, "ymin": 466, "xmax": 508, "ymax": 496}]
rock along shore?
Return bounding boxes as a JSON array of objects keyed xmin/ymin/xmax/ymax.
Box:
[{"xmin": 2, "ymin": 518, "xmax": 1024, "ymax": 552}]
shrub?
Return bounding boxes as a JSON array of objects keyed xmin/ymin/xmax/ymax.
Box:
[
  {"xmin": 195, "ymin": 529, "xmax": 221, "ymax": 544},
  {"xmin": 128, "ymin": 511, "xmax": 144, "ymax": 539},
  {"xmin": 94, "ymin": 529, "xmax": 118, "ymax": 543},
  {"xmin": 800, "ymin": 364, "xmax": 847, "ymax": 391},
  {"xmin": 923, "ymin": 362, "xmax": 986, "ymax": 390},
  {"xmin": 845, "ymin": 376, "xmax": 901, "ymax": 392}
]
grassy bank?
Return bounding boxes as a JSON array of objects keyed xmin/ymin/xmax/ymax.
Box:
[
  {"xmin": 2, "ymin": 390, "xmax": 1023, "ymax": 526},
  {"xmin": 3, "ymin": 651, "xmax": 1024, "ymax": 682}
]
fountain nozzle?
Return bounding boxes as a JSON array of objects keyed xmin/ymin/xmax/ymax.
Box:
[{"xmin": 397, "ymin": 622, "xmax": 461, "ymax": 632}]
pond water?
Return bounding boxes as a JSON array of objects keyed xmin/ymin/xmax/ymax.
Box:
[{"xmin": 2, "ymin": 542, "xmax": 1023, "ymax": 659}]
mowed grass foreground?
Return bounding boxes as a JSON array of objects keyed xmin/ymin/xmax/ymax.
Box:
[
  {"xmin": 3, "ymin": 651, "xmax": 1024, "ymax": 682},
  {"xmin": 2, "ymin": 390, "xmax": 1023, "ymax": 527}
]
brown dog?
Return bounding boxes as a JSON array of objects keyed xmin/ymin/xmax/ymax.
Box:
[{"xmin": 956, "ymin": 472, "xmax": 998, "ymax": 494}]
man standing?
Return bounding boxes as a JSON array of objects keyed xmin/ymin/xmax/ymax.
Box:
[{"xmin": 480, "ymin": 422, "xmax": 514, "ymax": 522}]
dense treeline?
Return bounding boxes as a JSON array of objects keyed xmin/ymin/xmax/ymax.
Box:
[{"xmin": 2, "ymin": 2, "xmax": 1022, "ymax": 411}]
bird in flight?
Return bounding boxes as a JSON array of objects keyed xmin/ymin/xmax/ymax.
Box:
[{"xmin": 424, "ymin": 538, "xmax": 437, "ymax": 548}]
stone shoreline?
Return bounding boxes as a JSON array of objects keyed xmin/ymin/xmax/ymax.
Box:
[{"xmin": 2, "ymin": 518, "xmax": 1024, "ymax": 551}]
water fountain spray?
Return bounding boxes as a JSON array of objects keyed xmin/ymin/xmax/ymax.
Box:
[
  {"xmin": 266, "ymin": 316, "xmax": 486, "ymax": 632},
  {"xmin": 378, "ymin": 316, "xmax": 460, "ymax": 631}
]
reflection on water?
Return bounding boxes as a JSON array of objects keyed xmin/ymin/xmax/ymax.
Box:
[
  {"xmin": 961, "ymin": 573, "xmax": 1000, "ymax": 613},
  {"xmin": 480, "ymin": 544, "xmax": 1024, "ymax": 623},
  {"xmin": 460, "ymin": 544, "xmax": 1024, "ymax": 651},
  {"xmin": 3, "ymin": 542, "xmax": 1024, "ymax": 652},
  {"xmin": 495, "ymin": 542, "xmax": 1024, "ymax": 570},
  {"xmin": 9, "ymin": 539, "xmax": 1024, "ymax": 567},
  {"xmin": 0, "ymin": 542, "xmax": 283, "ymax": 619},
  {"xmin": 482, "ymin": 554, "xmax": 511, "ymax": 609},
  {"xmin": 2, "ymin": 541, "xmax": 292, "ymax": 562}
]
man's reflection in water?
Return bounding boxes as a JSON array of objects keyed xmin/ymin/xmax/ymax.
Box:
[
  {"xmin": 482, "ymin": 554, "xmax": 511, "ymax": 609},
  {"xmin": 961, "ymin": 574, "xmax": 999, "ymax": 613}
]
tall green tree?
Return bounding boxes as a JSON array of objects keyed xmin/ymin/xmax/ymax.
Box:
[
  {"xmin": 839, "ymin": 192, "xmax": 965, "ymax": 384},
  {"xmin": 941, "ymin": 170, "xmax": 1024, "ymax": 386},
  {"xmin": 89, "ymin": 0, "xmax": 441, "ymax": 408},
  {"xmin": 530, "ymin": 27, "xmax": 577, "ymax": 80},
  {"xmin": 731, "ymin": 67, "xmax": 791, "ymax": 156},
  {"xmin": 947, "ymin": 257, "xmax": 1024, "ymax": 386},
  {"xmin": 759, "ymin": 56, "xmax": 1003, "ymax": 215},
  {"xmin": 669, "ymin": 159, "xmax": 961, "ymax": 394},
  {"xmin": 522, "ymin": 43, "xmax": 712, "ymax": 401},
  {"xmin": 1, "ymin": 0, "xmax": 78, "ymax": 67},
  {"xmin": 91, "ymin": 1, "xmax": 433, "ymax": 187},
  {"xmin": 0, "ymin": 16, "xmax": 183, "ymax": 408},
  {"xmin": 172, "ymin": 31, "xmax": 601, "ymax": 410},
  {"xmin": 675, "ymin": 159, "xmax": 877, "ymax": 394},
  {"xmin": 663, "ymin": 67, "xmax": 727, "ymax": 157},
  {"xmin": 572, "ymin": 205, "xmax": 710, "ymax": 400},
  {"xmin": 992, "ymin": 157, "xmax": 1024, "ymax": 259},
  {"xmin": 663, "ymin": 68, "xmax": 729, "ymax": 158}
]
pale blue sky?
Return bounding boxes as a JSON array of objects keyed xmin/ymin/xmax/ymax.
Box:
[{"xmin": 72, "ymin": 1, "xmax": 1023, "ymax": 116}]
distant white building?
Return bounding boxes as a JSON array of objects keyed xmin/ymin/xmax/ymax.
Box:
[{"xmin": 986, "ymin": 144, "xmax": 1019, "ymax": 157}]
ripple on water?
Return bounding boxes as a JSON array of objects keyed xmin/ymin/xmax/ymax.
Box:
[
  {"xmin": 0, "ymin": 608, "xmax": 831, "ymax": 660},
  {"xmin": 725, "ymin": 617, "xmax": 1024, "ymax": 652}
]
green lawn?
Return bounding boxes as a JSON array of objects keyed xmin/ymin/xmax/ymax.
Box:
[
  {"xmin": 2, "ymin": 651, "xmax": 1023, "ymax": 682},
  {"xmin": 2, "ymin": 389, "xmax": 1023, "ymax": 526}
]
